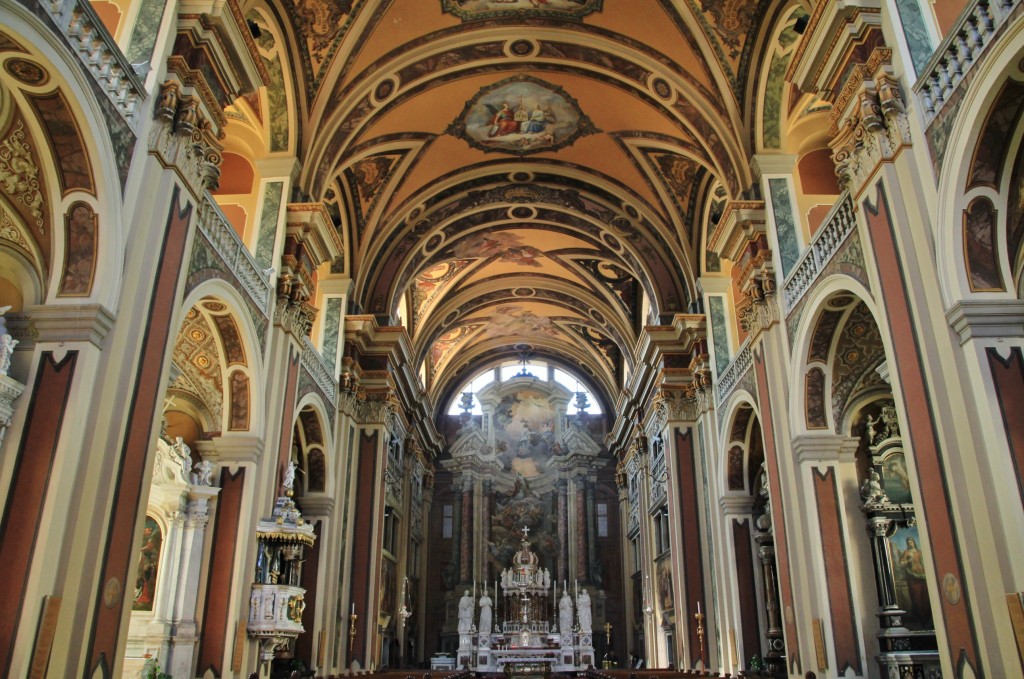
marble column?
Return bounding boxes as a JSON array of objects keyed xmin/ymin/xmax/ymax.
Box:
[
  {"xmin": 585, "ymin": 481, "xmax": 599, "ymax": 584},
  {"xmin": 482, "ymin": 480, "xmax": 492, "ymax": 581},
  {"xmin": 756, "ymin": 536, "xmax": 785, "ymax": 668},
  {"xmin": 155, "ymin": 485, "xmax": 220, "ymax": 678},
  {"xmin": 460, "ymin": 476, "xmax": 473, "ymax": 583},
  {"xmin": 867, "ymin": 516, "xmax": 903, "ymax": 627},
  {"xmin": 452, "ymin": 484, "xmax": 462, "ymax": 583},
  {"xmin": 0, "ymin": 372, "xmax": 24, "ymax": 451},
  {"xmin": 557, "ymin": 480, "xmax": 568, "ymax": 583},
  {"xmin": 575, "ymin": 478, "xmax": 586, "ymax": 580}
]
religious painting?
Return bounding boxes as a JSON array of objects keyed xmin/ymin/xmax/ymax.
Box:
[
  {"xmin": 489, "ymin": 483, "xmax": 558, "ymax": 573},
  {"xmin": 447, "ymin": 231, "xmax": 544, "ymax": 266},
  {"xmin": 380, "ymin": 557, "xmax": 397, "ymax": 617},
  {"xmin": 448, "ymin": 76, "xmax": 598, "ymax": 156},
  {"xmin": 888, "ymin": 524, "xmax": 932, "ymax": 630},
  {"xmin": 442, "ymin": 0, "xmax": 602, "ymax": 22},
  {"xmin": 726, "ymin": 446, "xmax": 744, "ymax": 491},
  {"xmin": 481, "ymin": 305, "xmax": 559, "ymax": 341},
  {"xmin": 493, "ymin": 389, "xmax": 558, "ymax": 478},
  {"xmin": 133, "ymin": 515, "xmax": 163, "ymax": 611},
  {"xmin": 656, "ymin": 556, "xmax": 673, "ymax": 612},
  {"xmin": 59, "ymin": 202, "xmax": 97, "ymax": 296},
  {"xmin": 881, "ymin": 453, "xmax": 913, "ymax": 504}
]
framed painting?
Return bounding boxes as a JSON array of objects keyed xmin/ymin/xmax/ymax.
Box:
[{"xmin": 448, "ymin": 76, "xmax": 598, "ymax": 156}]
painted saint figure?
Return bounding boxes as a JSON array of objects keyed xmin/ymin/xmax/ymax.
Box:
[
  {"xmin": 489, "ymin": 102, "xmax": 520, "ymax": 137},
  {"xmin": 523, "ymin": 104, "xmax": 552, "ymax": 134}
]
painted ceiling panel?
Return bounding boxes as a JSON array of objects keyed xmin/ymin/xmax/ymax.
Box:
[{"xmin": 251, "ymin": 0, "xmax": 787, "ymax": 411}]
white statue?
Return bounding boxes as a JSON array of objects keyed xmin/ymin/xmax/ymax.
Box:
[
  {"xmin": 542, "ymin": 568, "xmax": 550, "ymax": 589},
  {"xmin": 478, "ymin": 589, "xmax": 493, "ymax": 636},
  {"xmin": 457, "ymin": 589, "xmax": 474, "ymax": 634},
  {"xmin": 192, "ymin": 459, "xmax": 215, "ymax": 486},
  {"xmin": 0, "ymin": 333, "xmax": 17, "ymax": 376},
  {"xmin": 171, "ymin": 436, "xmax": 192, "ymax": 482},
  {"xmin": 283, "ymin": 460, "xmax": 297, "ymax": 492},
  {"xmin": 577, "ymin": 588, "xmax": 592, "ymax": 632},
  {"xmin": 559, "ymin": 589, "xmax": 574, "ymax": 633}
]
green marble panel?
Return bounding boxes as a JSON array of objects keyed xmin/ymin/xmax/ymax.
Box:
[
  {"xmin": 126, "ymin": 0, "xmax": 165, "ymax": 66},
  {"xmin": 255, "ymin": 181, "xmax": 283, "ymax": 271},
  {"xmin": 769, "ymin": 178, "xmax": 801, "ymax": 276},
  {"xmin": 895, "ymin": 0, "xmax": 933, "ymax": 76},
  {"xmin": 323, "ymin": 297, "xmax": 342, "ymax": 375},
  {"xmin": 709, "ymin": 296, "xmax": 730, "ymax": 377}
]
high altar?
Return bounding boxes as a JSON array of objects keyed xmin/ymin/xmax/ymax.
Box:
[{"xmin": 458, "ymin": 531, "xmax": 595, "ymax": 672}]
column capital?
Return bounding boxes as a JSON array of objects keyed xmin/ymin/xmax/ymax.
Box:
[
  {"xmin": 196, "ymin": 434, "xmax": 264, "ymax": 464},
  {"xmin": 751, "ymin": 153, "xmax": 797, "ymax": 179},
  {"xmin": 300, "ymin": 496, "xmax": 335, "ymax": 517},
  {"xmin": 792, "ymin": 434, "xmax": 861, "ymax": 464},
  {"xmin": 719, "ymin": 495, "xmax": 753, "ymax": 516},
  {"xmin": 946, "ymin": 299, "xmax": 1024, "ymax": 345},
  {"xmin": 10, "ymin": 304, "xmax": 116, "ymax": 349},
  {"xmin": 256, "ymin": 157, "xmax": 302, "ymax": 181}
]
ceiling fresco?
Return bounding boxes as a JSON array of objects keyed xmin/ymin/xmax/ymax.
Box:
[{"xmin": 242, "ymin": 0, "xmax": 808, "ymax": 416}]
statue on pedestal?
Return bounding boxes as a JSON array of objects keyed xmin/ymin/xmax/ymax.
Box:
[
  {"xmin": 458, "ymin": 590, "xmax": 474, "ymax": 634},
  {"xmin": 577, "ymin": 589, "xmax": 592, "ymax": 632}
]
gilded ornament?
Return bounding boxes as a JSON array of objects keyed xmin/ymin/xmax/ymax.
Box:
[{"xmin": 0, "ymin": 121, "xmax": 44, "ymax": 232}]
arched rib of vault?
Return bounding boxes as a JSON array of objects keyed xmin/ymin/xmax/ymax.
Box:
[
  {"xmin": 410, "ymin": 244, "xmax": 639, "ymax": 344},
  {"xmin": 301, "ymin": 31, "xmax": 751, "ymax": 199},
  {"xmin": 354, "ymin": 166, "xmax": 693, "ymax": 319},
  {"xmin": 414, "ymin": 275, "xmax": 635, "ymax": 374},
  {"xmin": 309, "ymin": 7, "xmax": 730, "ymax": 123}
]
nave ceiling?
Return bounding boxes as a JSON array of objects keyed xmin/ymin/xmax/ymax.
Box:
[{"xmin": 228, "ymin": 0, "xmax": 818, "ymax": 416}]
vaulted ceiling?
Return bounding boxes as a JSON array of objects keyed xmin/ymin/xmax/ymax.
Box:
[{"xmin": 243, "ymin": 0, "xmax": 809, "ymax": 416}]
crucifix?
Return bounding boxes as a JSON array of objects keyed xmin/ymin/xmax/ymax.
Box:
[{"xmin": 521, "ymin": 525, "xmax": 530, "ymax": 539}]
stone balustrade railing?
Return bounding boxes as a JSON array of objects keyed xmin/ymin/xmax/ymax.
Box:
[
  {"xmin": 197, "ymin": 200, "xmax": 273, "ymax": 315},
  {"xmin": 783, "ymin": 192, "xmax": 856, "ymax": 312},
  {"xmin": 301, "ymin": 336, "xmax": 338, "ymax": 406},
  {"xmin": 915, "ymin": 0, "xmax": 1023, "ymax": 125},
  {"xmin": 714, "ymin": 338, "xmax": 752, "ymax": 405},
  {"xmin": 43, "ymin": 0, "xmax": 145, "ymax": 127}
]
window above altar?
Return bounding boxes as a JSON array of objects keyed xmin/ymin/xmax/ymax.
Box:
[{"xmin": 446, "ymin": 361, "xmax": 602, "ymax": 416}]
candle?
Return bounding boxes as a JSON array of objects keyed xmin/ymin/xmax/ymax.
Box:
[
  {"xmin": 697, "ymin": 600, "xmax": 701, "ymax": 615},
  {"xmin": 351, "ymin": 602, "xmax": 355, "ymax": 615}
]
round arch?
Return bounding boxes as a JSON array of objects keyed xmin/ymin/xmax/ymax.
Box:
[
  {"xmin": 293, "ymin": 393, "xmax": 335, "ymax": 495},
  {"xmin": 0, "ymin": 6, "xmax": 127, "ymax": 310},
  {"xmin": 178, "ymin": 278, "xmax": 268, "ymax": 438},
  {"xmin": 934, "ymin": 14, "xmax": 1024, "ymax": 307},
  {"xmin": 786, "ymin": 275, "xmax": 882, "ymax": 436},
  {"xmin": 716, "ymin": 390, "xmax": 764, "ymax": 497}
]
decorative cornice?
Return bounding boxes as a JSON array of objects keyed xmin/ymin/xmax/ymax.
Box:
[
  {"xmin": 829, "ymin": 56, "xmax": 912, "ymax": 196},
  {"xmin": 149, "ymin": 80, "xmax": 225, "ymax": 199}
]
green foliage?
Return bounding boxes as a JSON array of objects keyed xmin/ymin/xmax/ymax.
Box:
[{"xmin": 748, "ymin": 653, "xmax": 764, "ymax": 671}]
